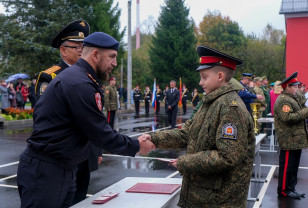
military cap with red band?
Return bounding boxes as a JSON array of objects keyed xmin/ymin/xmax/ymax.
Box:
[
  {"xmin": 196, "ymin": 46, "xmax": 243, "ymax": 71},
  {"xmin": 109, "ymin": 75, "xmax": 116, "ymax": 81},
  {"xmin": 279, "ymin": 72, "xmax": 300, "ymax": 88}
]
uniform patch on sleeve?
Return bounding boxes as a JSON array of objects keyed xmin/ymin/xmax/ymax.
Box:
[
  {"xmin": 282, "ymin": 105, "xmax": 290, "ymax": 112},
  {"xmin": 40, "ymin": 82, "xmax": 48, "ymax": 95},
  {"xmin": 95, "ymin": 92, "xmax": 102, "ymax": 111},
  {"xmin": 105, "ymin": 90, "xmax": 109, "ymax": 94},
  {"xmin": 221, "ymin": 123, "xmax": 237, "ymax": 140}
]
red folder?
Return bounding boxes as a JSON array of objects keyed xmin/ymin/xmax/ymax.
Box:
[{"xmin": 126, "ymin": 183, "xmax": 181, "ymax": 194}]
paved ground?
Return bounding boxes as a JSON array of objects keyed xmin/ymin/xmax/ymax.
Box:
[{"xmin": 0, "ymin": 105, "xmax": 307, "ymax": 208}]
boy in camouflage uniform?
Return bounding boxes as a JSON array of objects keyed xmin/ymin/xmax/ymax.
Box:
[
  {"xmin": 142, "ymin": 46, "xmax": 255, "ymax": 207},
  {"xmin": 274, "ymin": 72, "xmax": 308, "ymax": 199}
]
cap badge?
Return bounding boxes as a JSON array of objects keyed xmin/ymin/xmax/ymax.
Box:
[
  {"xmin": 80, "ymin": 21, "xmax": 86, "ymax": 27},
  {"xmin": 199, "ymin": 57, "xmax": 202, "ymax": 64},
  {"xmin": 79, "ymin": 32, "xmax": 84, "ymax": 38}
]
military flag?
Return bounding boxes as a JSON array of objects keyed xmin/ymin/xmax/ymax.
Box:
[{"xmin": 178, "ymin": 77, "xmax": 183, "ymax": 107}]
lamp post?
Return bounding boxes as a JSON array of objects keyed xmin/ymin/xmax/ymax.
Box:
[{"xmin": 127, "ymin": 0, "xmax": 132, "ymax": 109}]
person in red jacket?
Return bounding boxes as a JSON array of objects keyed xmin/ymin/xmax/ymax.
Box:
[{"xmin": 21, "ymin": 83, "xmax": 29, "ymax": 109}]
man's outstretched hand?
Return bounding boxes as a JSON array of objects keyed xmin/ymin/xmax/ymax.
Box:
[{"xmin": 137, "ymin": 134, "xmax": 155, "ymax": 155}]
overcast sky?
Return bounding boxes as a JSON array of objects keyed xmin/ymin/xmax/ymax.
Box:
[
  {"xmin": 0, "ymin": 0, "xmax": 286, "ymax": 36},
  {"xmin": 115, "ymin": 0, "xmax": 286, "ymax": 36}
]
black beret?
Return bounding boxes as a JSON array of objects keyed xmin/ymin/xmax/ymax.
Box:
[
  {"xmin": 196, "ymin": 46, "xmax": 243, "ymax": 71},
  {"xmin": 83, "ymin": 32, "xmax": 119, "ymax": 51},
  {"xmin": 51, "ymin": 20, "xmax": 90, "ymax": 48}
]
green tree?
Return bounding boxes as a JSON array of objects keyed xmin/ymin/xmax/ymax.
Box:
[
  {"xmin": 149, "ymin": 0, "xmax": 198, "ymax": 89},
  {"xmin": 197, "ymin": 10, "xmax": 247, "ymax": 54},
  {"xmin": 0, "ymin": 0, "xmax": 124, "ymax": 78}
]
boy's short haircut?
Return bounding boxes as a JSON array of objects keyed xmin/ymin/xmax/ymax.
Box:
[{"xmin": 211, "ymin": 66, "xmax": 235, "ymax": 82}]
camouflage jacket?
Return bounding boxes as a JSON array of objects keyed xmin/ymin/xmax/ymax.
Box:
[
  {"xmin": 274, "ymin": 91, "xmax": 308, "ymax": 150},
  {"xmin": 104, "ymin": 85, "xmax": 118, "ymax": 111},
  {"xmin": 295, "ymin": 90, "xmax": 307, "ymax": 107},
  {"xmin": 150, "ymin": 85, "xmax": 255, "ymax": 208},
  {"xmin": 254, "ymin": 86, "xmax": 266, "ymax": 110}
]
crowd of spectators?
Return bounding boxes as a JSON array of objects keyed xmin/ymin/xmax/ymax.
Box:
[{"xmin": 0, "ymin": 78, "xmax": 36, "ymax": 113}]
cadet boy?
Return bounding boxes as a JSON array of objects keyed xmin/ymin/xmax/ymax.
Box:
[
  {"xmin": 133, "ymin": 84, "xmax": 142, "ymax": 114},
  {"xmin": 274, "ymin": 72, "xmax": 308, "ymax": 199},
  {"xmin": 104, "ymin": 75, "xmax": 118, "ymax": 129},
  {"xmin": 141, "ymin": 46, "xmax": 255, "ymax": 207},
  {"xmin": 144, "ymin": 85, "xmax": 152, "ymax": 114},
  {"xmin": 17, "ymin": 32, "xmax": 155, "ymax": 208}
]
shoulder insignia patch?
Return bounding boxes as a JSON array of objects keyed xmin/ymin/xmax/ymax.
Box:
[
  {"xmin": 43, "ymin": 66, "xmax": 61, "ymax": 75},
  {"xmin": 282, "ymin": 105, "xmax": 290, "ymax": 112},
  {"xmin": 230, "ymin": 100, "xmax": 238, "ymax": 107},
  {"xmin": 221, "ymin": 123, "xmax": 237, "ymax": 140},
  {"xmin": 105, "ymin": 90, "xmax": 109, "ymax": 94},
  {"xmin": 40, "ymin": 82, "xmax": 48, "ymax": 95},
  {"xmin": 95, "ymin": 93, "xmax": 102, "ymax": 111}
]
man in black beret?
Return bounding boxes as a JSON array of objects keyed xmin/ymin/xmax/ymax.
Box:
[
  {"xmin": 17, "ymin": 32, "xmax": 155, "ymax": 208},
  {"xmin": 29, "ymin": 20, "xmax": 103, "ymax": 205}
]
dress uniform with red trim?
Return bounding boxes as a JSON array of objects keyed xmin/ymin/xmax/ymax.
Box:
[{"xmin": 274, "ymin": 72, "xmax": 308, "ymax": 199}]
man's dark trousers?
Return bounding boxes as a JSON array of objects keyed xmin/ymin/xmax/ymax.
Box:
[
  {"xmin": 17, "ymin": 152, "xmax": 76, "ymax": 208},
  {"xmin": 155, "ymin": 100, "xmax": 160, "ymax": 114},
  {"xmin": 167, "ymin": 106, "xmax": 178, "ymax": 128},
  {"xmin": 277, "ymin": 149, "xmax": 302, "ymax": 196}
]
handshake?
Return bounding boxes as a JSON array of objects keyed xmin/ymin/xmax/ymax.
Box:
[{"xmin": 137, "ymin": 134, "xmax": 156, "ymax": 155}]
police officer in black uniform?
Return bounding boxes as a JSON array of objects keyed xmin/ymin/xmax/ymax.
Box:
[
  {"xmin": 144, "ymin": 85, "xmax": 151, "ymax": 114},
  {"xmin": 133, "ymin": 84, "xmax": 142, "ymax": 114},
  {"xmin": 181, "ymin": 83, "xmax": 189, "ymax": 114},
  {"xmin": 17, "ymin": 32, "xmax": 155, "ymax": 208}
]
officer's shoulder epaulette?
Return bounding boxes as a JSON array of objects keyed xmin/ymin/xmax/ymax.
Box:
[
  {"xmin": 43, "ymin": 65, "xmax": 61, "ymax": 75},
  {"xmin": 229, "ymin": 100, "xmax": 238, "ymax": 107}
]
